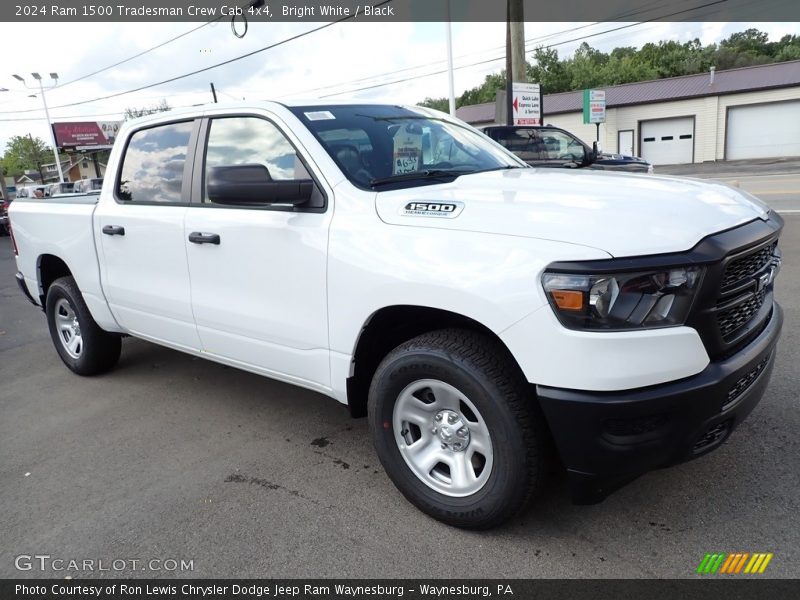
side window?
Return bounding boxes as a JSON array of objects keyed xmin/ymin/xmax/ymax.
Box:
[
  {"xmin": 117, "ymin": 121, "xmax": 194, "ymax": 203},
  {"xmin": 203, "ymin": 117, "xmax": 311, "ymax": 204},
  {"xmin": 539, "ymin": 131, "xmax": 586, "ymax": 161}
]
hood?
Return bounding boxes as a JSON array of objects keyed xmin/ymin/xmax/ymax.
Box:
[
  {"xmin": 375, "ymin": 168, "xmax": 770, "ymax": 258},
  {"xmin": 598, "ymin": 153, "xmax": 646, "ymax": 163}
]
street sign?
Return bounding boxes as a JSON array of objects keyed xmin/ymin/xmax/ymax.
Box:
[
  {"xmin": 583, "ymin": 89, "xmax": 606, "ymax": 124},
  {"xmin": 512, "ymin": 82, "xmax": 541, "ymax": 126}
]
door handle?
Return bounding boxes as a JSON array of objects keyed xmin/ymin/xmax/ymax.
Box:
[
  {"xmin": 188, "ymin": 232, "xmax": 221, "ymax": 245},
  {"xmin": 102, "ymin": 225, "xmax": 125, "ymax": 236}
]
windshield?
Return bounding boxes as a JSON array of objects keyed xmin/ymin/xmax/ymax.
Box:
[{"xmin": 290, "ymin": 105, "xmax": 526, "ymax": 189}]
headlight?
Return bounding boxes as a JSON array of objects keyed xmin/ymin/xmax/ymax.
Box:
[{"xmin": 542, "ymin": 266, "xmax": 704, "ymax": 331}]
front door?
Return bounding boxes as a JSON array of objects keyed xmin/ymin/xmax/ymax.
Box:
[
  {"xmin": 95, "ymin": 119, "xmax": 202, "ymax": 351},
  {"xmin": 618, "ymin": 129, "xmax": 634, "ymax": 156},
  {"xmin": 183, "ymin": 114, "xmax": 332, "ymax": 388}
]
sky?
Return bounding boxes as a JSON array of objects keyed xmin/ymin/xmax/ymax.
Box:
[{"xmin": 0, "ymin": 20, "xmax": 797, "ymax": 153}]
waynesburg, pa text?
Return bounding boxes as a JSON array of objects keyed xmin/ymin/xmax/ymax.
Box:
[{"xmin": 14, "ymin": 583, "xmax": 514, "ymax": 598}]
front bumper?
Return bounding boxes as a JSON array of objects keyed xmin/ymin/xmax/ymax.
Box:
[{"xmin": 537, "ymin": 301, "xmax": 783, "ymax": 504}]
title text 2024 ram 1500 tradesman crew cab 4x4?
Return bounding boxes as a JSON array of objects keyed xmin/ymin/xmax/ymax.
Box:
[{"xmin": 9, "ymin": 102, "xmax": 783, "ymax": 529}]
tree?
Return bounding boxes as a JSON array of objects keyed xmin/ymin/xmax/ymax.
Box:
[
  {"xmin": 416, "ymin": 28, "xmax": 791, "ymax": 110},
  {"xmin": 124, "ymin": 99, "xmax": 171, "ymax": 120},
  {"xmin": 0, "ymin": 135, "xmax": 50, "ymax": 177},
  {"xmin": 418, "ymin": 97, "xmax": 449, "ymax": 112}
]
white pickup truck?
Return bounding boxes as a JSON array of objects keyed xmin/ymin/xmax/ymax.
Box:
[{"xmin": 10, "ymin": 102, "xmax": 783, "ymax": 528}]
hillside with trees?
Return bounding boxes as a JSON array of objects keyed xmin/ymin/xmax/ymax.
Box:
[{"xmin": 419, "ymin": 29, "xmax": 800, "ymax": 112}]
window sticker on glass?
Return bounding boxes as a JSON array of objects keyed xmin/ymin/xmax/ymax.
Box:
[
  {"xmin": 393, "ymin": 124, "xmax": 423, "ymax": 174},
  {"xmin": 304, "ymin": 111, "xmax": 336, "ymax": 121}
]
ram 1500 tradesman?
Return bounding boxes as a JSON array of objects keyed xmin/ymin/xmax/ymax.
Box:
[{"xmin": 9, "ymin": 102, "xmax": 783, "ymax": 529}]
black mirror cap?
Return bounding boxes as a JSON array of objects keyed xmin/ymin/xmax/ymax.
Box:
[
  {"xmin": 587, "ymin": 142, "xmax": 599, "ymax": 165},
  {"xmin": 207, "ymin": 164, "xmax": 313, "ymax": 206}
]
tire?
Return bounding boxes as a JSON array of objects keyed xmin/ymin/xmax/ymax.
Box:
[
  {"xmin": 368, "ymin": 328, "xmax": 546, "ymax": 529},
  {"xmin": 46, "ymin": 276, "xmax": 121, "ymax": 376}
]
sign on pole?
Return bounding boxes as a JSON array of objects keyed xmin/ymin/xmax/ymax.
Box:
[
  {"xmin": 582, "ymin": 89, "xmax": 606, "ymax": 124},
  {"xmin": 512, "ymin": 82, "xmax": 541, "ymax": 125}
]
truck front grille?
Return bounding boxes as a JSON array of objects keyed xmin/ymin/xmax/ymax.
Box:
[
  {"xmin": 721, "ymin": 241, "xmax": 777, "ymax": 290},
  {"xmin": 711, "ymin": 236, "xmax": 779, "ymax": 347},
  {"xmin": 717, "ymin": 289, "xmax": 767, "ymax": 341}
]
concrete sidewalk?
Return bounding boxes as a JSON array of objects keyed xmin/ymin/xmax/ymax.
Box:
[{"xmin": 658, "ymin": 157, "xmax": 800, "ymax": 178}]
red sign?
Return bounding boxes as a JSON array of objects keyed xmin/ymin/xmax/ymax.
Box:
[{"xmin": 52, "ymin": 121, "xmax": 121, "ymax": 150}]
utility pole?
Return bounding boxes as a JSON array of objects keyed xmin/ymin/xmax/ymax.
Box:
[
  {"xmin": 505, "ymin": 0, "xmax": 526, "ymax": 126},
  {"xmin": 444, "ymin": 0, "xmax": 456, "ymax": 117}
]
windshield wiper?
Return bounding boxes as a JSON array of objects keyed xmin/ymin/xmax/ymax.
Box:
[
  {"xmin": 473, "ymin": 165, "xmax": 528, "ymax": 174},
  {"xmin": 369, "ymin": 169, "xmax": 473, "ymax": 187}
]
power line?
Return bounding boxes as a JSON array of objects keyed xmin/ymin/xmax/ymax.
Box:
[
  {"xmin": 319, "ymin": 0, "xmax": 728, "ymax": 98},
  {"xmin": 0, "ymin": 0, "xmax": 393, "ymax": 116},
  {"xmin": 53, "ymin": 20, "xmax": 223, "ymax": 91},
  {"xmin": 279, "ymin": 0, "xmax": 725, "ymax": 100},
  {"xmin": 271, "ymin": 0, "xmax": 678, "ymax": 99}
]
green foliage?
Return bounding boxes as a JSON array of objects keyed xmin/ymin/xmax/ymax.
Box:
[
  {"xmin": 419, "ymin": 28, "xmax": 799, "ymax": 108},
  {"xmin": 418, "ymin": 97, "xmax": 450, "ymax": 112},
  {"xmin": 0, "ymin": 135, "xmax": 51, "ymax": 177}
]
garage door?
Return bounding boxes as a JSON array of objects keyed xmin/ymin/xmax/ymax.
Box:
[
  {"xmin": 727, "ymin": 101, "xmax": 800, "ymax": 160},
  {"xmin": 640, "ymin": 117, "xmax": 694, "ymax": 165}
]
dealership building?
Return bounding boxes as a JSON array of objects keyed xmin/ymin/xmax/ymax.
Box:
[{"xmin": 456, "ymin": 60, "xmax": 800, "ymax": 165}]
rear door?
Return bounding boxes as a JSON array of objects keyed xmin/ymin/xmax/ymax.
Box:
[
  {"xmin": 95, "ymin": 119, "xmax": 202, "ymax": 350},
  {"xmin": 183, "ymin": 113, "xmax": 332, "ymax": 388}
]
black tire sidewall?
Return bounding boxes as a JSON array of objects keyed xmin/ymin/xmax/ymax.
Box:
[
  {"xmin": 45, "ymin": 277, "xmax": 120, "ymax": 375},
  {"xmin": 369, "ymin": 348, "xmax": 530, "ymax": 527}
]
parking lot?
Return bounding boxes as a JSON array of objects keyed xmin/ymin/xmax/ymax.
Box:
[{"xmin": 1, "ymin": 206, "xmax": 798, "ymax": 579}]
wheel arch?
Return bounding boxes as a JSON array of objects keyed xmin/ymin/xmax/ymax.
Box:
[
  {"xmin": 346, "ymin": 305, "xmax": 529, "ymax": 418},
  {"xmin": 37, "ymin": 254, "xmax": 73, "ymax": 307}
]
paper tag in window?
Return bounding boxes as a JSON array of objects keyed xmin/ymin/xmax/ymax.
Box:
[
  {"xmin": 304, "ymin": 111, "xmax": 336, "ymax": 121},
  {"xmin": 393, "ymin": 126, "xmax": 423, "ymax": 174}
]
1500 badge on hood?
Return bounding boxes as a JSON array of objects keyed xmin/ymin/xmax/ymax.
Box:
[{"xmin": 400, "ymin": 201, "xmax": 464, "ymax": 218}]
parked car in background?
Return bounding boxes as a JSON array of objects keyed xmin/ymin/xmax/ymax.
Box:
[
  {"xmin": 73, "ymin": 178, "xmax": 103, "ymax": 194},
  {"xmin": 0, "ymin": 196, "xmax": 11, "ymax": 235},
  {"xmin": 483, "ymin": 125, "xmax": 654, "ymax": 173},
  {"xmin": 46, "ymin": 182, "xmax": 76, "ymax": 197},
  {"xmin": 15, "ymin": 185, "xmax": 47, "ymax": 199}
]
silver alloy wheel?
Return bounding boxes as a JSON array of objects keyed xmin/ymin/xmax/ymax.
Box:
[
  {"xmin": 54, "ymin": 297, "xmax": 83, "ymax": 359},
  {"xmin": 393, "ymin": 379, "xmax": 493, "ymax": 497}
]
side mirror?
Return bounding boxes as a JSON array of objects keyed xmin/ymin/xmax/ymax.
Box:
[
  {"xmin": 207, "ymin": 164, "xmax": 313, "ymax": 206},
  {"xmin": 586, "ymin": 141, "xmax": 599, "ymax": 165}
]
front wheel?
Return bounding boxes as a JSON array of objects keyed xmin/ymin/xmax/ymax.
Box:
[
  {"xmin": 368, "ymin": 329, "xmax": 546, "ymax": 529},
  {"xmin": 46, "ymin": 276, "xmax": 121, "ymax": 375}
]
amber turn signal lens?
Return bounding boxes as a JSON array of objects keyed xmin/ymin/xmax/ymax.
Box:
[{"xmin": 551, "ymin": 290, "xmax": 584, "ymax": 311}]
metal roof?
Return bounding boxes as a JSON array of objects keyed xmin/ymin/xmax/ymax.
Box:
[{"xmin": 456, "ymin": 60, "xmax": 800, "ymax": 123}]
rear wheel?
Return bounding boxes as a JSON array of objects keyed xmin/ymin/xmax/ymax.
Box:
[
  {"xmin": 46, "ymin": 276, "xmax": 121, "ymax": 375},
  {"xmin": 368, "ymin": 329, "xmax": 546, "ymax": 529}
]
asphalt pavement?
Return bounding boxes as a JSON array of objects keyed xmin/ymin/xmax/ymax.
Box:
[
  {"xmin": 659, "ymin": 159, "xmax": 800, "ymax": 212},
  {"xmin": 1, "ymin": 212, "xmax": 798, "ymax": 579}
]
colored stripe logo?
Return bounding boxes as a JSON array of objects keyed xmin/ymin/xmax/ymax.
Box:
[{"xmin": 696, "ymin": 552, "xmax": 773, "ymax": 574}]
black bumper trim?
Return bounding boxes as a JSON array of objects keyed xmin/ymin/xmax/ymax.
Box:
[
  {"xmin": 15, "ymin": 272, "xmax": 39, "ymax": 307},
  {"xmin": 537, "ymin": 302, "xmax": 783, "ymax": 505}
]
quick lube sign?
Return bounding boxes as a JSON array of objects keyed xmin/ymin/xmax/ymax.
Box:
[
  {"xmin": 512, "ymin": 83, "xmax": 541, "ymax": 126},
  {"xmin": 583, "ymin": 89, "xmax": 606, "ymax": 124}
]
